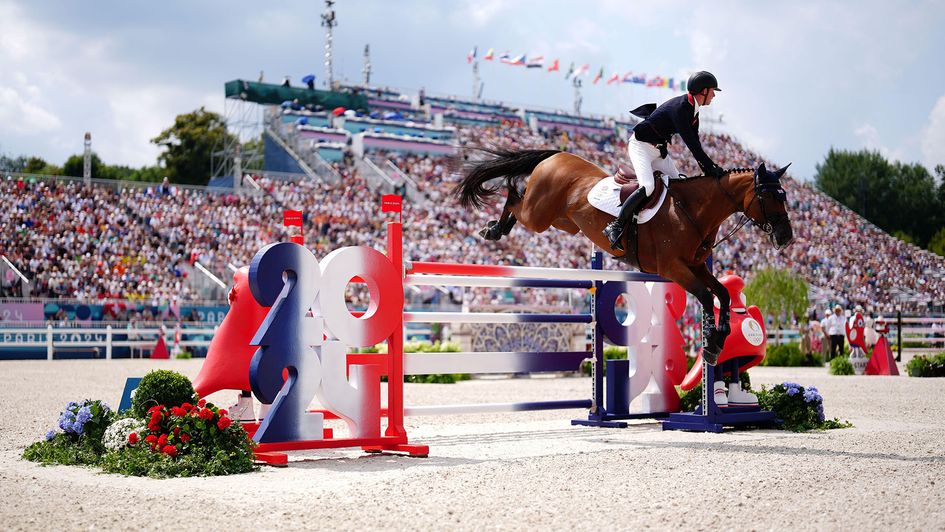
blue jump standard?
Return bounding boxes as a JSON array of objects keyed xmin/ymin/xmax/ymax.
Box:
[{"xmin": 661, "ymin": 362, "xmax": 779, "ymax": 433}]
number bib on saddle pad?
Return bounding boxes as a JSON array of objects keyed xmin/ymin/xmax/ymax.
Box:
[{"xmin": 587, "ymin": 168, "xmax": 668, "ymax": 224}]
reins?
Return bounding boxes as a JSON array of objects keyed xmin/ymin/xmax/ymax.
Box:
[{"xmin": 668, "ymin": 170, "xmax": 756, "ymax": 250}]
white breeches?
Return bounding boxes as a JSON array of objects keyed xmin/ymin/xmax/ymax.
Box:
[{"xmin": 627, "ymin": 134, "xmax": 680, "ymax": 196}]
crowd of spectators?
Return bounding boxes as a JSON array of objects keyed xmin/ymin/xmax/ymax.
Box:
[
  {"xmin": 0, "ymin": 178, "xmax": 191, "ymax": 306},
  {"xmin": 3, "ymin": 117, "xmax": 944, "ymax": 322}
]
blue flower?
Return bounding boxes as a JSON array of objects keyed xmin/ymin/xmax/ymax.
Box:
[
  {"xmin": 786, "ymin": 387, "xmax": 799, "ymax": 396},
  {"xmin": 72, "ymin": 420, "xmax": 85, "ymax": 435},
  {"xmin": 783, "ymin": 381, "xmax": 801, "ymax": 389},
  {"xmin": 66, "ymin": 401, "xmax": 78, "ymax": 410},
  {"xmin": 804, "ymin": 389, "xmax": 822, "ymax": 403},
  {"xmin": 76, "ymin": 406, "xmax": 92, "ymax": 424},
  {"xmin": 45, "ymin": 430, "xmax": 56, "ymax": 441},
  {"xmin": 816, "ymin": 404, "xmax": 825, "ymax": 422}
]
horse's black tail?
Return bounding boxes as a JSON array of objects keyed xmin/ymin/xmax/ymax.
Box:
[{"xmin": 455, "ymin": 147, "xmax": 560, "ymax": 210}]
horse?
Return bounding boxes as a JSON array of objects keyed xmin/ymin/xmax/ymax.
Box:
[{"xmin": 454, "ymin": 148, "xmax": 794, "ymax": 364}]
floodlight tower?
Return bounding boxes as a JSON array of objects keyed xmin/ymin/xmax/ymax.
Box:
[
  {"xmin": 83, "ymin": 132, "xmax": 92, "ymax": 184},
  {"xmin": 472, "ymin": 56, "xmax": 480, "ymax": 101},
  {"xmin": 363, "ymin": 44, "xmax": 371, "ymax": 86},
  {"xmin": 322, "ymin": 0, "xmax": 338, "ymax": 88},
  {"xmin": 572, "ymin": 77, "xmax": 583, "ymax": 115}
]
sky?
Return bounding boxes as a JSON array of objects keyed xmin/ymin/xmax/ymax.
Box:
[{"xmin": 1, "ymin": 0, "xmax": 944, "ymax": 181}]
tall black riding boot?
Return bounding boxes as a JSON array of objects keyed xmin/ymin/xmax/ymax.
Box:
[{"xmin": 603, "ymin": 188, "xmax": 649, "ymax": 252}]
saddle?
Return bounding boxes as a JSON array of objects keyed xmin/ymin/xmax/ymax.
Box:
[
  {"xmin": 615, "ymin": 165, "xmax": 665, "ymax": 208},
  {"xmin": 610, "ymin": 166, "xmax": 666, "ymax": 273}
]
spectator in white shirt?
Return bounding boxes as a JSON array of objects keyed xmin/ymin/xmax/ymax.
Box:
[{"xmin": 822, "ymin": 305, "xmax": 847, "ymax": 360}]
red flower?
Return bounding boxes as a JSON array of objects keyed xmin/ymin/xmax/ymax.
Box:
[
  {"xmin": 217, "ymin": 416, "xmax": 232, "ymax": 430},
  {"xmin": 218, "ymin": 409, "xmax": 228, "ymax": 417},
  {"xmin": 145, "ymin": 434, "xmax": 158, "ymax": 448},
  {"xmin": 173, "ymin": 427, "xmax": 181, "ymax": 435},
  {"xmin": 180, "ymin": 433, "xmax": 191, "ymax": 443},
  {"xmin": 128, "ymin": 432, "xmax": 139, "ymax": 445},
  {"xmin": 148, "ymin": 421, "xmax": 160, "ymax": 432},
  {"xmin": 181, "ymin": 402, "xmax": 193, "ymax": 411},
  {"xmin": 157, "ymin": 434, "xmax": 168, "ymax": 448},
  {"xmin": 147, "ymin": 405, "xmax": 162, "ymax": 414},
  {"xmin": 197, "ymin": 399, "xmax": 207, "ymax": 408},
  {"xmin": 161, "ymin": 445, "xmax": 178, "ymax": 457},
  {"xmin": 199, "ymin": 408, "xmax": 214, "ymax": 420}
]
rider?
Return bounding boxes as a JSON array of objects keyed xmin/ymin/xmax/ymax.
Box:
[{"xmin": 604, "ymin": 71, "xmax": 727, "ymax": 251}]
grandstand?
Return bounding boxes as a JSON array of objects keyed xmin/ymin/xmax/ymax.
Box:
[{"xmin": 2, "ymin": 81, "xmax": 944, "ymax": 330}]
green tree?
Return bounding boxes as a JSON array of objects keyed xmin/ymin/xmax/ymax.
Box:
[
  {"xmin": 63, "ymin": 153, "xmax": 106, "ymax": 179},
  {"xmin": 0, "ymin": 154, "xmax": 28, "ymax": 172},
  {"xmin": 815, "ymin": 149, "xmax": 942, "ymax": 247},
  {"xmin": 929, "ymin": 227, "xmax": 945, "ymax": 257},
  {"xmin": 24, "ymin": 157, "xmax": 48, "ymax": 173},
  {"xmin": 743, "ymin": 268, "xmax": 809, "ymax": 345},
  {"xmin": 151, "ymin": 107, "xmax": 235, "ymax": 185}
]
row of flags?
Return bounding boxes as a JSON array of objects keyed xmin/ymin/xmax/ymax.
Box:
[{"xmin": 467, "ymin": 46, "xmax": 687, "ymax": 91}]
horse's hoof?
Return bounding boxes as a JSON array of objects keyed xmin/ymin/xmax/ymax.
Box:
[
  {"xmin": 479, "ymin": 221, "xmax": 500, "ymax": 241},
  {"xmin": 703, "ymin": 347, "xmax": 720, "ymax": 366}
]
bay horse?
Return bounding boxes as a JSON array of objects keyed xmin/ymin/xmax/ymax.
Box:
[{"xmin": 455, "ymin": 149, "xmax": 794, "ymax": 364}]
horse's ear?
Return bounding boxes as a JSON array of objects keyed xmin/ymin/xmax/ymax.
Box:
[
  {"xmin": 776, "ymin": 163, "xmax": 792, "ymax": 178},
  {"xmin": 756, "ymin": 162, "xmax": 767, "ymax": 178}
]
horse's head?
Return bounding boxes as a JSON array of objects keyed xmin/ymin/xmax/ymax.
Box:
[{"xmin": 741, "ymin": 163, "xmax": 794, "ymax": 250}]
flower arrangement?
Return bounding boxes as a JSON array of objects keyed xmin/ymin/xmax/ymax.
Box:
[
  {"xmin": 58, "ymin": 400, "xmax": 112, "ymax": 442},
  {"xmin": 23, "ymin": 399, "xmax": 113, "ymax": 465},
  {"xmin": 756, "ymin": 381, "xmax": 852, "ymax": 432},
  {"xmin": 100, "ymin": 397, "xmax": 256, "ymax": 477},
  {"xmin": 102, "ymin": 417, "xmax": 146, "ymax": 452},
  {"xmin": 906, "ymin": 352, "xmax": 945, "ymax": 377},
  {"xmin": 23, "ymin": 371, "xmax": 257, "ymax": 478}
]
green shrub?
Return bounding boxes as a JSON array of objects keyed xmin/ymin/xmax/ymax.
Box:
[
  {"xmin": 131, "ymin": 370, "xmax": 197, "ymax": 418},
  {"xmin": 829, "ymin": 356, "xmax": 855, "ymax": 375},
  {"xmin": 763, "ymin": 342, "xmax": 824, "ymax": 367},
  {"xmin": 175, "ymin": 351, "xmax": 193, "ymax": 360},
  {"xmin": 580, "ymin": 345, "xmax": 629, "ymax": 376},
  {"xmin": 756, "ymin": 382, "xmax": 852, "ymax": 432},
  {"xmin": 906, "ymin": 352, "xmax": 945, "ymax": 377}
]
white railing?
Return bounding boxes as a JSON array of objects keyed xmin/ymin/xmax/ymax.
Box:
[
  {"xmin": 357, "ymin": 156, "xmax": 398, "ymax": 192},
  {"xmin": 0, "ymin": 325, "xmax": 217, "ymax": 360}
]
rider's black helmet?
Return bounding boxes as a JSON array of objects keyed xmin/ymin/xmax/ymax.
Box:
[{"xmin": 687, "ymin": 71, "xmax": 721, "ymax": 94}]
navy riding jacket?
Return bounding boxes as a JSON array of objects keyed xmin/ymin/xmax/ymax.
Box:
[{"xmin": 631, "ymin": 94, "xmax": 717, "ymax": 172}]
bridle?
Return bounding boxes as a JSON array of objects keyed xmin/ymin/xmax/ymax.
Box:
[{"xmin": 712, "ymin": 169, "xmax": 789, "ymax": 249}]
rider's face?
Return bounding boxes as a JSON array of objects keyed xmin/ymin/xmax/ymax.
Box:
[{"xmin": 701, "ymin": 88, "xmax": 716, "ymax": 106}]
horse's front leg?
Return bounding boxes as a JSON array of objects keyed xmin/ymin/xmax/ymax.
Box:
[
  {"xmin": 690, "ymin": 264, "xmax": 731, "ymax": 355},
  {"xmin": 661, "ymin": 261, "xmax": 722, "ymax": 365}
]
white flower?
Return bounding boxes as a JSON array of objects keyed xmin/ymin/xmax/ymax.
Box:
[{"xmin": 101, "ymin": 418, "xmax": 145, "ymax": 452}]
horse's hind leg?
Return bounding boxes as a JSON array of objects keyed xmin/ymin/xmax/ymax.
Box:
[{"xmin": 480, "ymin": 196, "xmax": 519, "ymax": 241}]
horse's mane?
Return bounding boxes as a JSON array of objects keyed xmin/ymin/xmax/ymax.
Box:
[{"xmin": 671, "ymin": 167, "xmax": 754, "ymax": 187}]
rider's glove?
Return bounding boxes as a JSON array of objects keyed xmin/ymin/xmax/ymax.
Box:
[{"xmin": 705, "ymin": 163, "xmax": 726, "ymax": 179}]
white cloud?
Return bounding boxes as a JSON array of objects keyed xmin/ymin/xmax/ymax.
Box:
[
  {"xmin": 455, "ymin": 0, "xmax": 508, "ymax": 27},
  {"xmin": 921, "ymin": 94, "xmax": 945, "ymax": 172},
  {"xmin": 0, "ymin": 83, "xmax": 61, "ymax": 133}
]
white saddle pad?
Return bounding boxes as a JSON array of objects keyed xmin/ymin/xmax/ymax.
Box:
[{"xmin": 587, "ymin": 175, "xmax": 668, "ymax": 224}]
